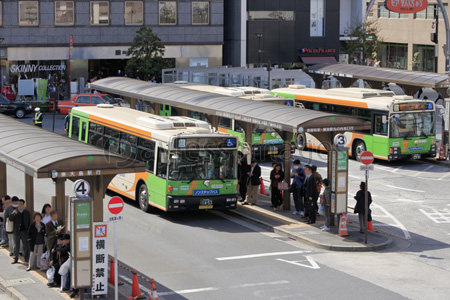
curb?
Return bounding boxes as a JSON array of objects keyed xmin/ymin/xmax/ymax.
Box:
[
  {"xmin": 0, "ymin": 276, "xmax": 27, "ymax": 300},
  {"xmin": 228, "ymin": 209, "xmax": 393, "ymax": 252}
]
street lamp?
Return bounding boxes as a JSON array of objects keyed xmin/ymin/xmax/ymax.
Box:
[{"xmin": 255, "ymin": 33, "xmax": 263, "ymax": 67}]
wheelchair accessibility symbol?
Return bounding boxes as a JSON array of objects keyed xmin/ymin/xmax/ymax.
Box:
[{"xmin": 226, "ymin": 138, "xmax": 236, "ymax": 147}]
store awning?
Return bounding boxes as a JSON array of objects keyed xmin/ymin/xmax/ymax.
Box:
[{"xmin": 301, "ymin": 56, "xmax": 337, "ymax": 65}]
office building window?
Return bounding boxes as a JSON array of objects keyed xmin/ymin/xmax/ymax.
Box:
[
  {"xmin": 380, "ymin": 43, "xmax": 408, "ymax": 69},
  {"xmin": 18, "ymin": 1, "xmax": 39, "ymax": 26},
  {"xmin": 248, "ymin": 11, "xmax": 295, "ymax": 21},
  {"xmin": 192, "ymin": 1, "xmax": 209, "ymax": 25},
  {"xmin": 159, "ymin": 1, "xmax": 177, "ymax": 25},
  {"xmin": 90, "ymin": 1, "xmax": 109, "ymax": 25},
  {"xmin": 415, "ymin": 4, "xmax": 448, "ymax": 19},
  {"xmin": 310, "ymin": 0, "xmax": 324, "ymax": 37},
  {"xmin": 55, "ymin": 1, "xmax": 74, "ymax": 26},
  {"xmin": 378, "ymin": 3, "xmax": 408, "ymax": 18},
  {"xmin": 125, "ymin": 1, "xmax": 143, "ymax": 25}
]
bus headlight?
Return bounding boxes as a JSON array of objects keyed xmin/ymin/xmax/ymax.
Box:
[
  {"xmin": 226, "ymin": 198, "xmax": 237, "ymax": 202},
  {"xmin": 180, "ymin": 199, "xmax": 186, "ymax": 204},
  {"xmin": 174, "ymin": 199, "xmax": 179, "ymax": 204}
]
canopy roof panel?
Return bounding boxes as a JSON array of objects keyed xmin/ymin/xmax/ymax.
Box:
[
  {"xmin": 91, "ymin": 77, "xmax": 370, "ymax": 133},
  {"xmin": 0, "ymin": 115, "xmax": 145, "ymax": 178},
  {"xmin": 307, "ymin": 63, "xmax": 450, "ymax": 88}
]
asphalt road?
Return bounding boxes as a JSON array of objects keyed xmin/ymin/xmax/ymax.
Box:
[{"xmin": 9, "ymin": 114, "xmax": 450, "ymax": 299}]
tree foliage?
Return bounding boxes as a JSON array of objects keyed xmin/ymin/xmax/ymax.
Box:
[
  {"xmin": 344, "ymin": 20, "xmax": 383, "ymax": 65},
  {"xmin": 126, "ymin": 27, "xmax": 167, "ymax": 81}
]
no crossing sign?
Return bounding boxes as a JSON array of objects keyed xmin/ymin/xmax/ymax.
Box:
[
  {"xmin": 108, "ymin": 196, "xmax": 124, "ymax": 215},
  {"xmin": 360, "ymin": 151, "xmax": 374, "ymax": 165}
]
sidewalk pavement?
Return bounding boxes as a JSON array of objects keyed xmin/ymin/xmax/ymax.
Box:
[{"xmin": 229, "ymin": 192, "xmax": 393, "ymax": 252}]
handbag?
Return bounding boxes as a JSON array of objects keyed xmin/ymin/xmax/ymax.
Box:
[
  {"xmin": 59, "ymin": 255, "xmax": 71, "ymax": 276},
  {"xmin": 5, "ymin": 218, "xmax": 13, "ymax": 232},
  {"xmin": 319, "ymin": 203, "xmax": 324, "ymax": 215},
  {"xmin": 278, "ymin": 181, "xmax": 289, "ymax": 190}
]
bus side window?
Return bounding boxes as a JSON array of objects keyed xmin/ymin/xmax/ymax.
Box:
[
  {"xmin": 137, "ymin": 138, "xmax": 155, "ymax": 173},
  {"xmin": 156, "ymin": 148, "xmax": 168, "ymax": 178},
  {"xmin": 234, "ymin": 122, "xmax": 244, "ymax": 133},
  {"xmin": 71, "ymin": 117, "xmax": 80, "ymax": 140},
  {"xmin": 88, "ymin": 122, "xmax": 104, "ymax": 147},
  {"xmin": 374, "ymin": 114, "xmax": 388, "ymax": 136},
  {"xmin": 120, "ymin": 133, "xmax": 137, "ymax": 159},
  {"xmin": 219, "ymin": 117, "xmax": 232, "ymax": 130},
  {"xmin": 104, "ymin": 128, "xmax": 120, "ymax": 154}
]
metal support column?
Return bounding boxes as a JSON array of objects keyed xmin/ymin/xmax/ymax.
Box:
[
  {"xmin": 241, "ymin": 122, "xmax": 253, "ymax": 160},
  {"xmin": 84, "ymin": 175, "xmax": 114, "ymax": 222},
  {"xmin": 209, "ymin": 115, "xmax": 220, "ymax": 130},
  {"xmin": 178, "ymin": 108, "xmax": 188, "ymax": 116},
  {"xmin": 282, "ymin": 131, "xmax": 293, "ymax": 210},
  {"xmin": 25, "ymin": 174, "xmax": 34, "ymax": 217},
  {"xmin": 153, "ymin": 103, "xmax": 161, "ymax": 115},
  {"xmin": 54, "ymin": 178, "xmax": 66, "ymax": 225},
  {"xmin": 0, "ymin": 161, "xmax": 6, "ymax": 195}
]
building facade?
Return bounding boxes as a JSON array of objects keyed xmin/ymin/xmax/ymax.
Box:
[
  {"xmin": 224, "ymin": 0, "xmax": 342, "ymax": 68},
  {"xmin": 368, "ymin": 1, "xmax": 449, "ymax": 73},
  {"xmin": 0, "ymin": 0, "xmax": 224, "ymax": 96}
]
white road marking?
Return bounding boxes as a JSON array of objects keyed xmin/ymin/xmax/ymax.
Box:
[
  {"xmin": 414, "ymin": 165, "xmax": 434, "ymax": 177},
  {"xmin": 438, "ymin": 172, "xmax": 450, "ymax": 181},
  {"xmin": 231, "ymin": 280, "xmax": 290, "ymax": 288},
  {"xmin": 276, "ymin": 256, "xmax": 320, "ymax": 269},
  {"xmin": 371, "ymin": 203, "xmax": 411, "ymax": 239},
  {"xmin": 386, "ymin": 185, "xmax": 424, "ymax": 193},
  {"xmin": 390, "ymin": 199, "xmax": 424, "ymax": 203},
  {"xmin": 392, "ymin": 166, "xmax": 403, "ymax": 173},
  {"xmin": 419, "ymin": 208, "xmax": 450, "ymax": 224},
  {"xmin": 119, "ymin": 275, "xmax": 149, "ymax": 295},
  {"xmin": 216, "ymin": 250, "xmax": 309, "ymax": 261},
  {"xmin": 159, "ymin": 287, "xmax": 219, "ymax": 296},
  {"xmin": 348, "ymin": 175, "xmax": 360, "ymax": 179}
]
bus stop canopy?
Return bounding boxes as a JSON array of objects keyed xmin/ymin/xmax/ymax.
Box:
[
  {"xmin": 307, "ymin": 63, "xmax": 450, "ymax": 88},
  {"xmin": 91, "ymin": 77, "xmax": 371, "ymax": 133},
  {"xmin": 0, "ymin": 114, "xmax": 144, "ymax": 179}
]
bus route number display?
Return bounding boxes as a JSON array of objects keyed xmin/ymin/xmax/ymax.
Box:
[
  {"xmin": 393, "ymin": 102, "xmax": 433, "ymax": 112},
  {"xmin": 176, "ymin": 137, "xmax": 237, "ymax": 148}
]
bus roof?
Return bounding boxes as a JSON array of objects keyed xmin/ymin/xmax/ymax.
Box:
[
  {"xmin": 71, "ymin": 105, "xmax": 230, "ymax": 143},
  {"xmin": 271, "ymin": 86, "xmax": 431, "ymax": 110}
]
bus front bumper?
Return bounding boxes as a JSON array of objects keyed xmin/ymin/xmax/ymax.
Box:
[
  {"xmin": 166, "ymin": 195, "xmax": 238, "ymax": 211},
  {"xmin": 388, "ymin": 145, "xmax": 436, "ymax": 160}
]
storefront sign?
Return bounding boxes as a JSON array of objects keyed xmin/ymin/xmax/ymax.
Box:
[
  {"xmin": 300, "ymin": 48, "xmax": 336, "ymax": 54},
  {"xmin": 10, "ymin": 64, "xmax": 66, "ymax": 73},
  {"xmin": 92, "ymin": 223, "xmax": 108, "ymax": 297},
  {"xmin": 385, "ymin": 0, "xmax": 428, "ymax": 14}
]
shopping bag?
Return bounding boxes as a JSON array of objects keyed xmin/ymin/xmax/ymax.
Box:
[
  {"xmin": 47, "ymin": 266, "xmax": 55, "ymax": 283},
  {"xmin": 319, "ymin": 203, "xmax": 324, "ymax": 215},
  {"xmin": 40, "ymin": 251, "xmax": 49, "ymax": 270},
  {"xmin": 58, "ymin": 255, "xmax": 71, "ymax": 276},
  {"xmin": 278, "ymin": 181, "xmax": 289, "ymax": 190}
]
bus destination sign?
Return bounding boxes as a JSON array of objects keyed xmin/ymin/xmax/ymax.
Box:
[
  {"xmin": 176, "ymin": 137, "xmax": 237, "ymax": 148},
  {"xmin": 393, "ymin": 102, "xmax": 433, "ymax": 112}
]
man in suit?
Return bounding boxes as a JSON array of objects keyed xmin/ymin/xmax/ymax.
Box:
[
  {"xmin": 303, "ymin": 165, "xmax": 319, "ymax": 224},
  {"xmin": 243, "ymin": 158, "xmax": 261, "ymax": 206},
  {"xmin": 9, "ymin": 199, "xmax": 30, "ymax": 263},
  {"xmin": 45, "ymin": 211, "xmax": 62, "ymax": 254}
]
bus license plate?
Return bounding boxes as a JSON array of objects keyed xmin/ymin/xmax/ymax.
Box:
[
  {"xmin": 412, "ymin": 154, "xmax": 421, "ymax": 160},
  {"xmin": 199, "ymin": 199, "xmax": 213, "ymax": 209}
]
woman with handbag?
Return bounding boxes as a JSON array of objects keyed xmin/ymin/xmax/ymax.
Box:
[
  {"xmin": 27, "ymin": 212, "xmax": 46, "ymax": 271},
  {"xmin": 270, "ymin": 163, "xmax": 284, "ymax": 210}
]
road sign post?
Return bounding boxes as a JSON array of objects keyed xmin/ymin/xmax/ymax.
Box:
[
  {"xmin": 360, "ymin": 151, "xmax": 374, "ymax": 244},
  {"xmin": 108, "ymin": 196, "xmax": 124, "ymax": 300}
]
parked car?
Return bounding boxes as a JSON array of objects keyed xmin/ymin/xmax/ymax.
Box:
[
  {"xmin": 0, "ymin": 94, "xmax": 33, "ymax": 118},
  {"xmin": 57, "ymin": 93, "xmax": 118, "ymax": 115}
]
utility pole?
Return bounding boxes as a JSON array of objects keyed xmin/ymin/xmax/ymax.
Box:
[
  {"xmin": 432, "ymin": 4, "xmax": 439, "ymax": 73},
  {"xmin": 267, "ymin": 59, "xmax": 272, "ymax": 90}
]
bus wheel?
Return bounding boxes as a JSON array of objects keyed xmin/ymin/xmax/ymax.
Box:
[
  {"xmin": 354, "ymin": 141, "xmax": 366, "ymax": 161},
  {"xmin": 138, "ymin": 183, "xmax": 151, "ymax": 212}
]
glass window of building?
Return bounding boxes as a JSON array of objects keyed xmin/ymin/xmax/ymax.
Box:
[
  {"xmin": 18, "ymin": 1, "xmax": 39, "ymax": 26},
  {"xmin": 310, "ymin": 0, "xmax": 324, "ymax": 37},
  {"xmin": 415, "ymin": 4, "xmax": 448, "ymax": 19},
  {"xmin": 380, "ymin": 43, "xmax": 408, "ymax": 69},
  {"xmin": 159, "ymin": 1, "xmax": 177, "ymax": 25},
  {"xmin": 248, "ymin": 11, "xmax": 295, "ymax": 21},
  {"xmin": 125, "ymin": 1, "xmax": 144, "ymax": 25},
  {"xmin": 192, "ymin": 1, "xmax": 209, "ymax": 25},
  {"xmin": 90, "ymin": 1, "xmax": 109, "ymax": 25},
  {"xmin": 377, "ymin": 2, "xmax": 408, "ymax": 19},
  {"xmin": 55, "ymin": 1, "xmax": 74, "ymax": 26},
  {"xmin": 412, "ymin": 44, "xmax": 435, "ymax": 72}
]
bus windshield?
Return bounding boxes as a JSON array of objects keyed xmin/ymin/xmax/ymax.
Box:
[
  {"xmin": 168, "ymin": 150, "xmax": 236, "ymax": 181},
  {"xmin": 390, "ymin": 112, "xmax": 435, "ymax": 138}
]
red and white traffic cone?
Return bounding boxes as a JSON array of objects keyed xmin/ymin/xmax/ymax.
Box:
[
  {"xmin": 437, "ymin": 145, "xmax": 446, "ymax": 161},
  {"xmin": 129, "ymin": 270, "xmax": 145, "ymax": 299},
  {"xmin": 109, "ymin": 258, "xmax": 115, "ymax": 285},
  {"xmin": 148, "ymin": 279, "xmax": 159, "ymax": 300}
]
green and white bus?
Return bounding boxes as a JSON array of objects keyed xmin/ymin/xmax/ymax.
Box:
[
  {"xmin": 271, "ymin": 86, "xmax": 437, "ymax": 161},
  {"xmin": 69, "ymin": 105, "xmax": 239, "ymax": 212}
]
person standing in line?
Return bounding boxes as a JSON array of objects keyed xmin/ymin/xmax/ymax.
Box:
[
  {"xmin": 33, "ymin": 107, "xmax": 43, "ymax": 127},
  {"xmin": 270, "ymin": 163, "xmax": 283, "ymax": 210},
  {"xmin": 4, "ymin": 196, "xmax": 19, "ymax": 256},
  {"xmin": 0, "ymin": 195, "xmax": 11, "ymax": 247},
  {"xmin": 290, "ymin": 159, "xmax": 305, "ymax": 216},
  {"xmin": 45, "ymin": 211, "xmax": 62, "ymax": 253},
  {"xmin": 354, "ymin": 181, "xmax": 372, "ymax": 233},
  {"xmin": 320, "ymin": 179, "xmax": 331, "ymax": 231},
  {"xmin": 243, "ymin": 158, "xmax": 261, "ymax": 206},
  {"xmin": 9, "ymin": 199, "xmax": 30, "ymax": 264},
  {"xmin": 27, "ymin": 212, "xmax": 46, "ymax": 271},
  {"xmin": 41, "ymin": 203, "xmax": 52, "ymax": 225},
  {"xmin": 303, "ymin": 165, "xmax": 319, "ymax": 224},
  {"xmin": 237, "ymin": 152, "xmax": 249, "ymax": 202}
]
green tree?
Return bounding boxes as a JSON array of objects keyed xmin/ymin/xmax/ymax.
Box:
[
  {"xmin": 126, "ymin": 27, "xmax": 167, "ymax": 81},
  {"xmin": 344, "ymin": 20, "xmax": 383, "ymax": 65}
]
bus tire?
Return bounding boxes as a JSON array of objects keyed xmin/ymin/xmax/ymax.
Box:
[
  {"xmin": 137, "ymin": 183, "xmax": 152, "ymax": 212},
  {"xmin": 353, "ymin": 140, "xmax": 366, "ymax": 161}
]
